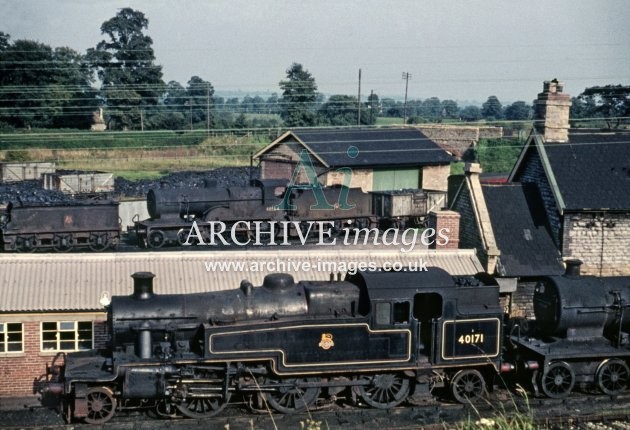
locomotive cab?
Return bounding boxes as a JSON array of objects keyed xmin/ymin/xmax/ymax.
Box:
[{"xmin": 350, "ymin": 269, "xmax": 503, "ymax": 367}]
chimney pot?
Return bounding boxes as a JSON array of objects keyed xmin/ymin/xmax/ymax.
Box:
[{"xmin": 132, "ymin": 272, "xmax": 155, "ymax": 300}]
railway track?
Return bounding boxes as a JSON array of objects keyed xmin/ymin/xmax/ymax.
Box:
[{"xmin": 4, "ymin": 392, "xmax": 630, "ymax": 430}]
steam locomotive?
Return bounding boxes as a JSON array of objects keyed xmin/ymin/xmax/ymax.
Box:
[
  {"xmin": 134, "ymin": 180, "xmax": 446, "ymax": 248},
  {"xmin": 40, "ymin": 262, "xmax": 630, "ymax": 424},
  {"xmin": 41, "ymin": 268, "xmax": 504, "ymax": 423}
]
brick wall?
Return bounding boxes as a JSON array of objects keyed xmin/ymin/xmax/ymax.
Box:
[
  {"xmin": 0, "ymin": 317, "xmax": 107, "ymax": 396},
  {"xmin": 427, "ymin": 210, "xmax": 460, "ymax": 249},
  {"xmin": 562, "ymin": 212, "xmax": 630, "ymax": 276},
  {"xmin": 260, "ymin": 142, "xmax": 326, "ymax": 183}
]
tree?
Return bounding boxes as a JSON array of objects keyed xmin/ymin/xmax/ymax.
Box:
[
  {"xmin": 460, "ymin": 105, "xmax": 482, "ymax": 122},
  {"xmin": 0, "ymin": 35, "xmax": 95, "ymax": 128},
  {"xmin": 504, "ymin": 101, "xmax": 531, "ymax": 121},
  {"xmin": 186, "ymin": 75, "xmax": 214, "ymax": 127},
  {"xmin": 318, "ymin": 94, "xmax": 369, "ymax": 126},
  {"xmin": 88, "ymin": 8, "xmax": 164, "ymax": 130},
  {"xmin": 366, "ymin": 92, "xmax": 381, "ymax": 124},
  {"xmin": 265, "ymin": 93, "xmax": 280, "ymax": 114},
  {"xmin": 481, "ymin": 96, "xmax": 503, "ymax": 120},
  {"xmin": 441, "ymin": 100, "xmax": 459, "ymax": 119},
  {"xmin": 421, "ymin": 97, "xmax": 442, "ymax": 121},
  {"xmin": 381, "ymin": 98, "xmax": 403, "ymax": 117},
  {"xmin": 279, "ymin": 63, "xmax": 319, "ymax": 127},
  {"xmin": 579, "ymin": 85, "xmax": 630, "ymax": 128}
]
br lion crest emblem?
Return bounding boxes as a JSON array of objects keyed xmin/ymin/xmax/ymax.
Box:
[{"xmin": 318, "ymin": 333, "xmax": 334, "ymax": 350}]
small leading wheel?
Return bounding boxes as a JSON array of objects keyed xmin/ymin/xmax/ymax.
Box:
[
  {"xmin": 264, "ymin": 377, "xmax": 321, "ymax": 413},
  {"xmin": 540, "ymin": 361, "xmax": 575, "ymax": 398},
  {"xmin": 597, "ymin": 359, "xmax": 629, "ymax": 395},
  {"xmin": 357, "ymin": 373, "xmax": 410, "ymax": 409},
  {"xmin": 177, "ymin": 228, "xmax": 194, "ymax": 246},
  {"xmin": 451, "ymin": 369, "xmax": 487, "ymax": 404},
  {"xmin": 84, "ymin": 387, "xmax": 117, "ymax": 424},
  {"xmin": 175, "ymin": 394, "xmax": 231, "ymax": 419},
  {"xmin": 147, "ymin": 230, "xmax": 166, "ymax": 248}
]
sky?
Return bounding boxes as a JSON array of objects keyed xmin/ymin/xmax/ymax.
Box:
[{"xmin": 1, "ymin": 0, "xmax": 629, "ymax": 104}]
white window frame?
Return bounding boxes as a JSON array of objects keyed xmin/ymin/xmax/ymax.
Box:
[
  {"xmin": 41, "ymin": 321, "xmax": 93, "ymax": 352},
  {"xmin": 0, "ymin": 322, "xmax": 23, "ymax": 353}
]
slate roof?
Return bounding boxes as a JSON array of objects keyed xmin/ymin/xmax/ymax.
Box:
[
  {"xmin": 482, "ymin": 183, "xmax": 564, "ymax": 277},
  {"xmin": 258, "ymin": 128, "xmax": 453, "ymax": 168},
  {"xmin": 544, "ymin": 131, "xmax": 630, "ymax": 210}
]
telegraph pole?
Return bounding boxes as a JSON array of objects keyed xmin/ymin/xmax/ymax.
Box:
[
  {"xmin": 402, "ymin": 72, "xmax": 412, "ymax": 124},
  {"xmin": 357, "ymin": 68, "xmax": 362, "ymax": 126},
  {"xmin": 206, "ymin": 84, "xmax": 211, "ymax": 134}
]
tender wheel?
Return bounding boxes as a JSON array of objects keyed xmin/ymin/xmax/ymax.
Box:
[
  {"xmin": 84, "ymin": 387, "xmax": 117, "ymax": 424},
  {"xmin": 597, "ymin": 359, "xmax": 629, "ymax": 395},
  {"xmin": 52, "ymin": 235, "xmax": 74, "ymax": 252},
  {"xmin": 357, "ymin": 373, "xmax": 410, "ymax": 409},
  {"xmin": 15, "ymin": 235, "xmax": 38, "ymax": 252},
  {"xmin": 88, "ymin": 233, "xmax": 109, "ymax": 251},
  {"xmin": 540, "ymin": 361, "xmax": 575, "ymax": 398},
  {"xmin": 147, "ymin": 230, "xmax": 166, "ymax": 248},
  {"xmin": 451, "ymin": 369, "xmax": 487, "ymax": 404},
  {"xmin": 264, "ymin": 377, "xmax": 321, "ymax": 413}
]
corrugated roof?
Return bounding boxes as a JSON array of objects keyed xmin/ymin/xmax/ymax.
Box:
[{"xmin": 0, "ymin": 248, "xmax": 483, "ymax": 313}]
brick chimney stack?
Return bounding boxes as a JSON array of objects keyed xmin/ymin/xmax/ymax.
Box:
[{"xmin": 534, "ymin": 79, "xmax": 572, "ymax": 143}]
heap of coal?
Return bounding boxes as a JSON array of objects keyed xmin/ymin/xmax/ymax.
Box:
[
  {"xmin": 115, "ymin": 166, "xmax": 260, "ymax": 197},
  {"xmin": 0, "ymin": 167, "xmax": 260, "ymax": 205},
  {"xmin": 0, "ymin": 181, "xmax": 68, "ymax": 205}
]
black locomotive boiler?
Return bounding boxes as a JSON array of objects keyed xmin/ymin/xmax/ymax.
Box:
[
  {"xmin": 510, "ymin": 261, "xmax": 630, "ymax": 398},
  {"xmin": 41, "ymin": 269, "xmax": 503, "ymax": 423}
]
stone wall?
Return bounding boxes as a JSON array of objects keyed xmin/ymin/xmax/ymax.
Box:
[
  {"xmin": 416, "ymin": 125, "xmax": 503, "ymax": 159},
  {"xmin": 562, "ymin": 212, "xmax": 630, "ymax": 276},
  {"xmin": 421, "ymin": 164, "xmax": 450, "ymax": 192},
  {"xmin": 509, "ymin": 282, "xmax": 537, "ymax": 319},
  {"xmin": 325, "ymin": 169, "xmax": 373, "ymax": 192}
]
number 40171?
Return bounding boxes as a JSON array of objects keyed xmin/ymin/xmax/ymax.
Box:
[{"xmin": 458, "ymin": 333, "xmax": 484, "ymax": 344}]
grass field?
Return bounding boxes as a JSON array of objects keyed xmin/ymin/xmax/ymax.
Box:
[{"xmin": 0, "ymin": 131, "xmax": 271, "ymax": 180}]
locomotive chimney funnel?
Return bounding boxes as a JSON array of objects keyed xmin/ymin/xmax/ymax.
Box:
[
  {"xmin": 564, "ymin": 259, "xmax": 582, "ymax": 278},
  {"xmin": 132, "ymin": 272, "xmax": 155, "ymax": 300}
]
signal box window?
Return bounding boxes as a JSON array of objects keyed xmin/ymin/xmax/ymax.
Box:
[
  {"xmin": 41, "ymin": 321, "xmax": 93, "ymax": 352},
  {"xmin": 0, "ymin": 322, "xmax": 23, "ymax": 353}
]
